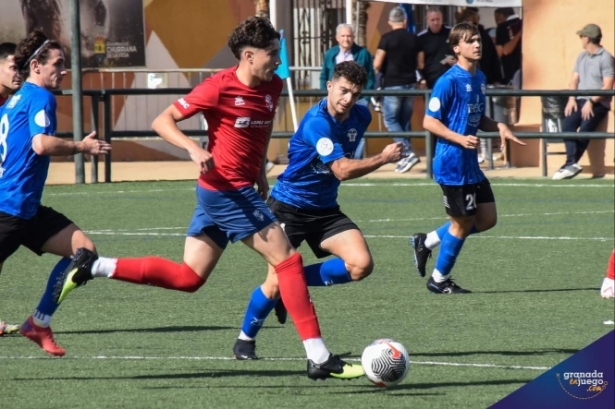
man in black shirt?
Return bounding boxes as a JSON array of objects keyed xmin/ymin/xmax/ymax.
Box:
[
  {"xmin": 417, "ymin": 7, "xmax": 453, "ymax": 89},
  {"xmin": 459, "ymin": 7, "xmax": 503, "ymax": 86},
  {"xmin": 495, "ymin": 7, "xmax": 522, "ymax": 85},
  {"xmin": 373, "ymin": 6, "xmax": 420, "ymax": 173},
  {"xmin": 459, "ymin": 7, "xmax": 505, "ymax": 163}
]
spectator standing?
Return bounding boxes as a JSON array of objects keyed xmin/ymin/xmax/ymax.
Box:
[
  {"xmin": 552, "ymin": 24, "xmax": 614, "ymax": 180},
  {"xmin": 320, "ymin": 23, "xmax": 375, "ymax": 158},
  {"xmin": 374, "ymin": 7, "xmax": 420, "ymax": 173},
  {"xmin": 459, "ymin": 7, "xmax": 504, "ymax": 163},
  {"xmin": 417, "ymin": 7, "xmax": 453, "ymax": 90},
  {"xmin": 494, "ymin": 8, "xmax": 522, "ymax": 87}
]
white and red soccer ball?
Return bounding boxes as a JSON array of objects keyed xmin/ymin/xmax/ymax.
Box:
[{"xmin": 361, "ymin": 338, "xmax": 410, "ymax": 387}]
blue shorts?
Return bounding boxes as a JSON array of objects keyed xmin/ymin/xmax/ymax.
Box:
[{"xmin": 187, "ymin": 185, "xmax": 276, "ymax": 249}]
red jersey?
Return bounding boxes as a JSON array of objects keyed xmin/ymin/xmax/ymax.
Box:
[{"xmin": 173, "ymin": 66, "xmax": 283, "ymax": 191}]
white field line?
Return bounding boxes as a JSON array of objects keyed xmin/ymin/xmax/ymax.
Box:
[
  {"xmin": 83, "ymin": 209, "xmax": 614, "ymax": 241},
  {"xmin": 83, "ymin": 209, "xmax": 615, "ymax": 235},
  {"xmin": 45, "ymin": 181, "xmax": 614, "ymax": 197},
  {"xmin": 84, "ymin": 230, "xmax": 612, "ymax": 241},
  {"xmin": 357, "ymin": 210, "xmax": 614, "ymax": 223},
  {"xmin": 362, "ymin": 235, "xmax": 612, "ymax": 241},
  {"xmin": 343, "ymin": 182, "xmax": 614, "ymax": 188},
  {"xmin": 0, "ymin": 355, "xmax": 550, "ymax": 371}
]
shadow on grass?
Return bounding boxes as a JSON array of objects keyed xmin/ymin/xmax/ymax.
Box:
[
  {"xmin": 55, "ymin": 325, "xmax": 237, "ymax": 335},
  {"xmin": 142, "ymin": 384, "xmax": 443, "ymax": 396},
  {"xmin": 15, "ymin": 368, "xmax": 307, "ymax": 381},
  {"xmin": 329, "ymin": 378, "xmax": 532, "ymax": 395},
  {"xmin": 410, "ymin": 348, "xmax": 579, "ymax": 357},
  {"xmin": 477, "ymin": 287, "xmax": 599, "ymax": 294}
]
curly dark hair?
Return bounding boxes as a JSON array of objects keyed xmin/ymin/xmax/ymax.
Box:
[
  {"xmin": 228, "ymin": 17, "xmax": 280, "ymax": 60},
  {"xmin": 14, "ymin": 30, "xmax": 62, "ymax": 79},
  {"xmin": 331, "ymin": 61, "xmax": 368, "ymax": 88}
]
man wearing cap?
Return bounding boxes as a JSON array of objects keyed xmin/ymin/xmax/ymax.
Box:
[
  {"xmin": 552, "ymin": 24, "xmax": 614, "ymax": 180},
  {"xmin": 373, "ymin": 6, "xmax": 420, "ymax": 174}
]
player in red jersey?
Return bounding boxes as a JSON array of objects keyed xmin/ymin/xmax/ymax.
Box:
[
  {"xmin": 0, "ymin": 41, "xmax": 23, "ymax": 336},
  {"xmin": 57, "ymin": 17, "xmax": 364, "ymax": 380},
  {"xmin": 601, "ymin": 250, "xmax": 614, "ymax": 299}
]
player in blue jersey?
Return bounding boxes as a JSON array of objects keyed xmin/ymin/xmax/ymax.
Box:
[
  {"xmin": 409, "ymin": 23, "xmax": 524, "ymax": 294},
  {"xmin": 0, "ymin": 42, "xmax": 23, "ymax": 337},
  {"xmin": 0, "ymin": 31, "xmax": 110, "ymax": 355},
  {"xmin": 232, "ymin": 61, "xmax": 405, "ymax": 359}
]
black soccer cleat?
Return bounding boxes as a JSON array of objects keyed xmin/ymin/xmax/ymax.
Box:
[
  {"xmin": 426, "ymin": 276, "xmax": 471, "ymax": 294},
  {"xmin": 233, "ymin": 339, "xmax": 258, "ymax": 360},
  {"xmin": 307, "ymin": 354, "xmax": 365, "ymax": 380},
  {"xmin": 274, "ymin": 299, "xmax": 287, "ymax": 324},
  {"xmin": 55, "ymin": 248, "xmax": 98, "ymax": 304},
  {"xmin": 410, "ymin": 233, "xmax": 432, "ymax": 277}
]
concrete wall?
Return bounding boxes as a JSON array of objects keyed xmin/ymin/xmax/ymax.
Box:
[{"xmin": 511, "ymin": 0, "xmax": 614, "ymax": 176}]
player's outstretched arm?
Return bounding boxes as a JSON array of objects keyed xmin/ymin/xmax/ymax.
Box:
[
  {"xmin": 329, "ymin": 141, "xmax": 405, "ymax": 181},
  {"xmin": 31, "ymin": 131, "xmax": 111, "ymax": 156},
  {"xmin": 479, "ymin": 116, "xmax": 526, "ymax": 150},
  {"xmin": 423, "ymin": 115, "xmax": 479, "ymax": 149},
  {"xmin": 152, "ymin": 105, "xmax": 214, "ymax": 173}
]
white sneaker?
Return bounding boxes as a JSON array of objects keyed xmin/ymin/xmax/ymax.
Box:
[
  {"xmin": 552, "ymin": 164, "xmax": 582, "ymax": 180},
  {"xmin": 601, "ymin": 277, "xmax": 614, "ymax": 299},
  {"xmin": 395, "ymin": 154, "xmax": 420, "ymax": 173}
]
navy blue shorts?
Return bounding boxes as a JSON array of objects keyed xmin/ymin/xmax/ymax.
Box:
[{"xmin": 186, "ymin": 185, "xmax": 276, "ymax": 249}]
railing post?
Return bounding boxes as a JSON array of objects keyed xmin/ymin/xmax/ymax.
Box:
[
  {"xmin": 103, "ymin": 92, "xmax": 112, "ymax": 183},
  {"xmin": 485, "ymin": 92, "xmax": 494, "ymax": 170},
  {"xmin": 425, "ymin": 90, "xmax": 433, "ymax": 179},
  {"xmin": 90, "ymin": 94, "xmax": 99, "ymax": 183}
]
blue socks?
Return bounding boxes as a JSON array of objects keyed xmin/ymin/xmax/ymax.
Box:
[
  {"xmin": 240, "ymin": 287, "xmax": 278, "ymax": 338},
  {"xmin": 303, "ymin": 258, "xmax": 351, "ymax": 286},
  {"xmin": 240, "ymin": 259, "xmax": 351, "ymax": 340},
  {"xmin": 436, "ymin": 221, "xmax": 452, "ymax": 240},
  {"xmin": 33, "ymin": 258, "xmax": 72, "ymax": 326},
  {"xmin": 436, "ymin": 221, "xmax": 479, "ymax": 240},
  {"xmin": 435, "ymin": 232, "xmax": 465, "ymax": 277}
]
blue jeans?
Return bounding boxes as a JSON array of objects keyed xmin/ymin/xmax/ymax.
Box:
[
  {"xmin": 562, "ymin": 99, "xmax": 609, "ymax": 167},
  {"xmin": 382, "ymin": 84, "xmax": 416, "ymax": 153}
]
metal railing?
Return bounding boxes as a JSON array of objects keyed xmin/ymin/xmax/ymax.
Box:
[{"xmin": 52, "ymin": 88, "xmax": 615, "ymax": 183}]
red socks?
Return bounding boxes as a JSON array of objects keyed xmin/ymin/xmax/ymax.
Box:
[
  {"xmin": 607, "ymin": 251, "xmax": 615, "ymax": 280},
  {"xmin": 275, "ymin": 253, "xmax": 321, "ymax": 340},
  {"xmin": 112, "ymin": 257, "xmax": 205, "ymax": 293}
]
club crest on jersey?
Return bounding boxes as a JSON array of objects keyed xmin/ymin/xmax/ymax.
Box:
[
  {"xmin": 465, "ymin": 83, "xmax": 472, "ymax": 92},
  {"xmin": 265, "ymin": 95, "xmax": 274, "ymax": 111},
  {"xmin": 235, "ymin": 96, "xmax": 245, "ymax": 106},
  {"xmin": 347, "ymin": 128, "xmax": 358, "ymax": 142}
]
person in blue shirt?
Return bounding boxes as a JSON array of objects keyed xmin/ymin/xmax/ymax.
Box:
[
  {"xmin": 410, "ymin": 23, "xmax": 524, "ymax": 294},
  {"xmin": 0, "ymin": 31, "xmax": 110, "ymax": 355},
  {"xmin": 232, "ymin": 61, "xmax": 405, "ymax": 359}
]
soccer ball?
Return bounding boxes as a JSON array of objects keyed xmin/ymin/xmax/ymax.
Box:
[{"xmin": 361, "ymin": 338, "xmax": 410, "ymax": 387}]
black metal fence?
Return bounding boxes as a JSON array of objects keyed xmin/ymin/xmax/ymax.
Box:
[{"xmin": 52, "ymin": 88, "xmax": 615, "ymax": 183}]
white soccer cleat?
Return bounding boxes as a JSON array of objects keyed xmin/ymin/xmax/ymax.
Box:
[{"xmin": 600, "ymin": 277, "xmax": 614, "ymax": 299}]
